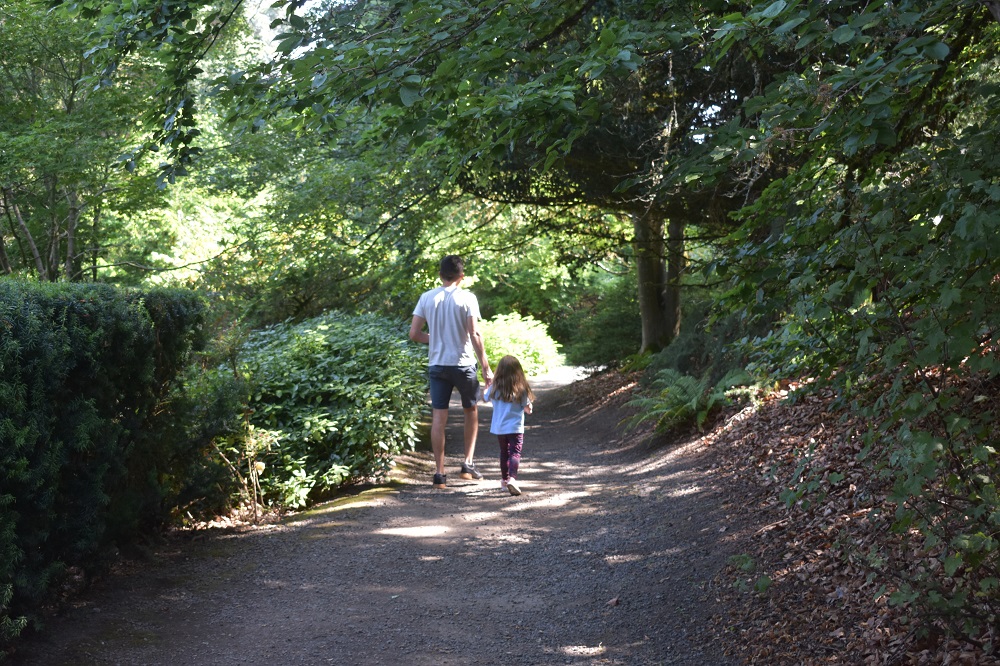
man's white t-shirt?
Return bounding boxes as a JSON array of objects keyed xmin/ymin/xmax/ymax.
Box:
[{"xmin": 413, "ymin": 286, "xmax": 482, "ymax": 367}]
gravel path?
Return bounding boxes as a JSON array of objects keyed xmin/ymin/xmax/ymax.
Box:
[{"xmin": 11, "ymin": 370, "xmax": 746, "ymax": 665}]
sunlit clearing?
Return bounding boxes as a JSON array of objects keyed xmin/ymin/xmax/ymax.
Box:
[
  {"xmin": 308, "ymin": 499, "xmax": 382, "ymax": 515},
  {"xmin": 463, "ymin": 511, "xmax": 502, "ymax": 522},
  {"xmin": 508, "ymin": 491, "xmax": 590, "ymax": 512},
  {"xmin": 561, "ymin": 644, "xmax": 606, "ymax": 656},
  {"xmin": 648, "ymin": 547, "xmax": 685, "ymax": 557},
  {"xmin": 378, "ymin": 525, "xmax": 450, "ymax": 537},
  {"xmin": 664, "ymin": 483, "xmax": 703, "ymax": 498},
  {"xmin": 605, "ymin": 554, "xmax": 644, "ymax": 564},
  {"xmin": 617, "ymin": 448, "xmax": 702, "ymax": 476},
  {"xmin": 535, "ymin": 460, "xmax": 583, "ymax": 479},
  {"xmin": 535, "ymin": 459, "xmax": 582, "ymax": 469},
  {"xmin": 496, "ymin": 534, "xmax": 531, "ymax": 544}
]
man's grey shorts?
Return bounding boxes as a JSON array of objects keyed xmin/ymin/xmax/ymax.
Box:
[{"xmin": 428, "ymin": 365, "xmax": 480, "ymax": 409}]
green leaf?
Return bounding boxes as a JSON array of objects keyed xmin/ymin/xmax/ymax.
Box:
[
  {"xmin": 795, "ymin": 31, "xmax": 819, "ymax": 49},
  {"xmin": 832, "ymin": 25, "xmax": 856, "ymax": 44},
  {"xmin": 758, "ymin": 1, "xmax": 786, "ymax": 20},
  {"xmin": 435, "ymin": 57, "xmax": 458, "ymax": 77},
  {"xmin": 944, "ymin": 553, "xmax": 963, "ymax": 577},
  {"xmin": 399, "ymin": 85, "xmax": 421, "ymax": 107},
  {"xmin": 862, "ymin": 86, "xmax": 893, "ymax": 105},
  {"xmin": 754, "ymin": 575, "xmax": 773, "ymax": 593},
  {"xmin": 923, "ymin": 41, "xmax": 949, "ymax": 61},
  {"xmin": 875, "ymin": 126, "xmax": 896, "ymax": 146},
  {"xmin": 775, "ymin": 17, "xmax": 805, "ymax": 34},
  {"xmin": 276, "ymin": 35, "xmax": 302, "ymax": 54}
]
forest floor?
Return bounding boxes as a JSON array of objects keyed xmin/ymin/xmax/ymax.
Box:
[{"xmin": 7, "ymin": 369, "xmax": 998, "ymax": 665}]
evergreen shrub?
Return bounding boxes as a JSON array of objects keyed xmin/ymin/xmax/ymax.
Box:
[{"xmin": 0, "ymin": 280, "xmax": 205, "ymax": 648}]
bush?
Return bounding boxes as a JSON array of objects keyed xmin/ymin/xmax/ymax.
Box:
[
  {"xmin": 641, "ymin": 291, "xmax": 772, "ymax": 385},
  {"xmin": 479, "ymin": 313, "xmax": 564, "ymax": 377},
  {"xmin": 625, "ymin": 368, "xmax": 754, "ymax": 434},
  {"xmin": 468, "ymin": 246, "xmax": 599, "ymax": 346},
  {"xmin": 190, "ymin": 311, "xmax": 428, "ymax": 510},
  {"xmin": 0, "ymin": 280, "xmax": 205, "ymax": 648},
  {"xmin": 560, "ymin": 273, "xmax": 640, "ymax": 368},
  {"xmin": 160, "ymin": 354, "xmax": 248, "ymax": 522}
]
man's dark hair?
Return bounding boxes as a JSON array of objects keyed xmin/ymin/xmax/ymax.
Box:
[{"xmin": 439, "ymin": 255, "xmax": 465, "ymax": 281}]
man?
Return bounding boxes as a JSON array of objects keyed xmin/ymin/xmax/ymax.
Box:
[{"xmin": 410, "ymin": 255, "xmax": 493, "ymax": 488}]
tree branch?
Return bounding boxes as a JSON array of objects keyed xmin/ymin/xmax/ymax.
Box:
[{"xmin": 525, "ymin": 0, "xmax": 600, "ymax": 52}]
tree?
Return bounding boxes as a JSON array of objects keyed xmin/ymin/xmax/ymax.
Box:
[
  {"xmin": 710, "ymin": 0, "xmax": 1000, "ymax": 636},
  {"xmin": 61, "ymin": 0, "xmax": 785, "ymax": 351},
  {"xmin": 241, "ymin": 0, "xmax": 770, "ymax": 352},
  {"xmin": 0, "ymin": 0, "xmax": 170, "ymax": 281}
]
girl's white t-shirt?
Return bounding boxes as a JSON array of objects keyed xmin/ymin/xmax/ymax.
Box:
[{"xmin": 484, "ymin": 385, "xmax": 531, "ymax": 435}]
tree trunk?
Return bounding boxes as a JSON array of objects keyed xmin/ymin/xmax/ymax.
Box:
[
  {"xmin": 663, "ymin": 217, "xmax": 685, "ymax": 343},
  {"xmin": 4, "ymin": 190, "xmax": 48, "ymax": 279},
  {"xmin": 90, "ymin": 199, "xmax": 102, "ymax": 281},
  {"xmin": 3, "ymin": 193, "xmax": 29, "ymax": 270},
  {"xmin": 632, "ymin": 211, "xmax": 671, "ymax": 354},
  {"xmin": 47, "ymin": 179, "xmax": 61, "ymax": 281},
  {"xmin": 0, "ymin": 233, "xmax": 11, "ymax": 275},
  {"xmin": 64, "ymin": 188, "xmax": 80, "ymax": 281}
]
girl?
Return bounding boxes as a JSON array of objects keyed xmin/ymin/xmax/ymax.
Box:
[{"xmin": 483, "ymin": 355, "xmax": 535, "ymax": 495}]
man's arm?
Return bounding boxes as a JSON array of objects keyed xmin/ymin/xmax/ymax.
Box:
[
  {"xmin": 409, "ymin": 315, "xmax": 429, "ymax": 344},
  {"xmin": 467, "ymin": 315, "xmax": 493, "ymax": 386}
]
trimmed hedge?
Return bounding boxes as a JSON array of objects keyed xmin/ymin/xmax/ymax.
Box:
[{"xmin": 0, "ymin": 281, "xmax": 206, "ymax": 647}]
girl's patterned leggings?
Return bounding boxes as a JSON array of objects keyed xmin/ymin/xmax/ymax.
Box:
[{"xmin": 497, "ymin": 433, "xmax": 524, "ymax": 480}]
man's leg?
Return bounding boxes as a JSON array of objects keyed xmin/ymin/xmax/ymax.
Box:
[
  {"xmin": 453, "ymin": 365, "xmax": 484, "ymax": 480},
  {"xmin": 431, "ymin": 408, "xmax": 449, "ymax": 475},
  {"xmin": 462, "ymin": 404, "xmax": 478, "ymax": 464}
]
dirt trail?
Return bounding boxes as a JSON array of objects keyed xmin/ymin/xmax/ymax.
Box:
[{"xmin": 11, "ymin": 370, "xmax": 748, "ymax": 665}]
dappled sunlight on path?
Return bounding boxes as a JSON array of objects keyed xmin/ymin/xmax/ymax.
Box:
[{"xmin": 13, "ymin": 367, "xmax": 740, "ymax": 666}]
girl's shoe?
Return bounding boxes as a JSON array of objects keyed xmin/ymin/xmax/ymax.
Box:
[
  {"xmin": 507, "ymin": 478, "xmax": 521, "ymax": 496},
  {"xmin": 500, "ymin": 478, "xmax": 508, "ymax": 490}
]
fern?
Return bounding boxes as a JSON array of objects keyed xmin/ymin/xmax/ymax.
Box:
[{"xmin": 625, "ymin": 368, "xmax": 753, "ymax": 433}]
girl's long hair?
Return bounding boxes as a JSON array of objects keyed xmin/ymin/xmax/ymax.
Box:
[{"xmin": 492, "ymin": 355, "xmax": 535, "ymax": 403}]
